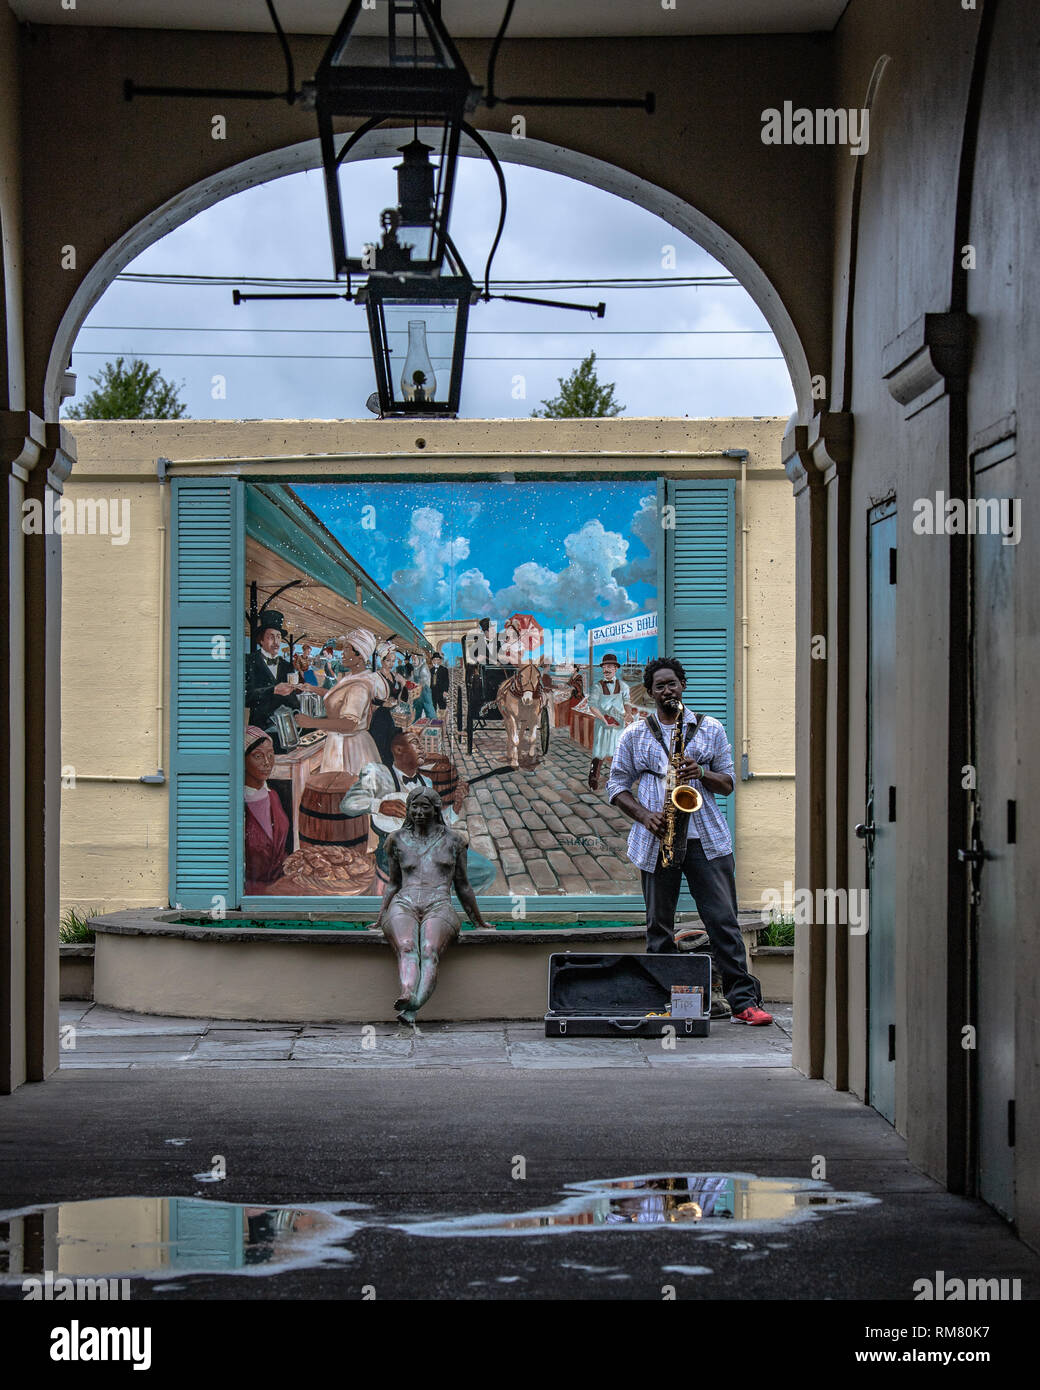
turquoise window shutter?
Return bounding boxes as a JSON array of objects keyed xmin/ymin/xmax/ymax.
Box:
[
  {"xmin": 169, "ymin": 477, "xmax": 244, "ymax": 908},
  {"xmin": 665, "ymin": 479, "xmax": 736, "ymax": 832}
]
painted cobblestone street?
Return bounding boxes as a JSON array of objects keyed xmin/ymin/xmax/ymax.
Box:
[{"xmin": 450, "ymin": 726, "xmax": 641, "ymax": 896}]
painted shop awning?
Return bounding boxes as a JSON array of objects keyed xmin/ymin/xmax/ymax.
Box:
[{"xmin": 246, "ymin": 484, "xmax": 431, "ymax": 651}]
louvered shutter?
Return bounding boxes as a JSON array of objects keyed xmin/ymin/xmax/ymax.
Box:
[
  {"xmin": 665, "ymin": 480, "xmax": 735, "ymax": 831},
  {"xmin": 169, "ymin": 477, "xmax": 244, "ymax": 907}
]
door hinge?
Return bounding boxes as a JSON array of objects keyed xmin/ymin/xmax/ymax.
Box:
[
  {"xmin": 889, "ymin": 547, "xmax": 897, "ymax": 584},
  {"xmin": 1008, "ymin": 1099, "xmax": 1016, "ymax": 1147},
  {"xmin": 888, "ymin": 1024, "xmax": 896, "ymax": 1062},
  {"xmin": 888, "ymin": 786, "xmax": 896, "ymax": 822},
  {"xmin": 1007, "ymin": 800, "xmax": 1016, "ymax": 845}
]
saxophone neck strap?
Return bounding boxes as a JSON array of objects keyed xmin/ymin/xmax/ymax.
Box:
[
  {"xmin": 684, "ymin": 710, "xmax": 705, "ymax": 749},
  {"xmin": 646, "ymin": 709, "xmax": 704, "ymax": 758}
]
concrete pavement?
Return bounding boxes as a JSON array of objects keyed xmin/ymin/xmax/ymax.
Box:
[{"xmin": 2, "ymin": 1004, "xmax": 1038, "ymax": 1303}]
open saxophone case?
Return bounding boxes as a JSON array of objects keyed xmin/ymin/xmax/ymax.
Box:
[{"xmin": 545, "ymin": 952, "xmax": 712, "ymax": 1038}]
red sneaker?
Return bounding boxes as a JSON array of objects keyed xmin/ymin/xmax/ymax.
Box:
[{"xmin": 731, "ymin": 1004, "xmax": 773, "ymax": 1026}]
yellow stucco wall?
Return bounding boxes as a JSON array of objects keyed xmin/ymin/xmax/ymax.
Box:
[{"xmin": 59, "ymin": 417, "xmax": 794, "ymax": 916}]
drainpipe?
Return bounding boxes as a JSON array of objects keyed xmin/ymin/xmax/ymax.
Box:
[
  {"xmin": 724, "ymin": 447, "xmax": 796, "ymax": 783},
  {"xmin": 724, "ymin": 449, "xmax": 752, "ymax": 780},
  {"xmin": 73, "ymin": 775, "xmax": 165, "ymax": 784},
  {"xmin": 153, "ymin": 457, "xmax": 168, "ymax": 782}
]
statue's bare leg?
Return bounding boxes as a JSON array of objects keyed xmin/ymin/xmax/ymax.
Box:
[
  {"xmin": 413, "ymin": 913, "xmax": 458, "ymax": 1011},
  {"xmin": 382, "ymin": 910, "xmax": 420, "ymax": 1019}
]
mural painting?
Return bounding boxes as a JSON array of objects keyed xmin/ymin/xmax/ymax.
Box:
[{"xmin": 242, "ymin": 480, "xmax": 659, "ymax": 900}]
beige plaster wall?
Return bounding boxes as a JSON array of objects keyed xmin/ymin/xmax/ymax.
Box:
[{"xmin": 59, "ymin": 416, "xmax": 794, "ymax": 917}]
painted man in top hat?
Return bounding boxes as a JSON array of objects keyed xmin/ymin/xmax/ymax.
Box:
[
  {"xmin": 429, "ymin": 652, "xmax": 450, "ymax": 712},
  {"xmin": 245, "ymin": 609, "xmax": 300, "ymax": 749}
]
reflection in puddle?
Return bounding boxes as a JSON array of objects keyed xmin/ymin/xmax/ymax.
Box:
[
  {"xmin": 0, "ymin": 1175, "xmax": 877, "ymax": 1279},
  {"xmin": 395, "ymin": 1173, "xmax": 879, "ymax": 1237},
  {"xmin": 0, "ymin": 1198, "xmax": 360, "ymax": 1280}
]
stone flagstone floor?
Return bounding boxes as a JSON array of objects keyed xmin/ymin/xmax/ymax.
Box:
[{"xmin": 57, "ymin": 1003, "xmax": 793, "ymax": 1071}]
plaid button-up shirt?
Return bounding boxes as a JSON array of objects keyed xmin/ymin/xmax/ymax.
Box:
[{"xmin": 605, "ymin": 710, "xmax": 734, "ymax": 872}]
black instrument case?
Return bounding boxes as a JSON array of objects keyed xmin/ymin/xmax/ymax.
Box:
[{"xmin": 544, "ymin": 952, "xmax": 712, "ymax": 1038}]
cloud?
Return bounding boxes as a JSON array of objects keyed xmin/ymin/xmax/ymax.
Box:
[
  {"xmin": 72, "ymin": 159, "xmax": 795, "ymax": 423},
  {"xmin": 387, "ymin": 505, "xmax": 643, "ymax": 635},
  {"xmin": 454, "ymin": 567, "xmax": 496, "ymax": 614},
  {"xmin": 615, "ymin": 493, "xmax": 658, "ymax": 586},
  {"xmin": 387, "ymin": 506, "xmax": 471, "ymax": 612}
]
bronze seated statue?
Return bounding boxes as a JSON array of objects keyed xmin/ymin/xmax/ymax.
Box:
[{"xmin": 373, "ymin": 785, "xmax": 490, "ymax": 1025}]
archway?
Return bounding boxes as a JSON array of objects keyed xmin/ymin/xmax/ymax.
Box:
[
  {"xmin": 45, "ymin": 131, "xmax": 812, "ymax": 424},
  {"xmin": 45, "ymin": 127, "xmax": 807, "ymax": 1077}
]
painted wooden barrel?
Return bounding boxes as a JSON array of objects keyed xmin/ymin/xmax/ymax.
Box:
[
  {"xmin": 420, "ymin": 756, "xmax": 458, "ymax": 805},
  {"xmin": 299, "ymin": 771, "xmax": 369, "ymax": 848}
]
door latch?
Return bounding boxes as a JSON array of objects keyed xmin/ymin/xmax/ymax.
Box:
[
  {"xmin": 854, "ymin": 820, "xmax": 876, "ymax": 845},
  {"xmin": 957, "ymin": 831, "xmax": 989, "ymax": 867},
  {"xmin": 855, "ymin": 791, "xmax": 876, "ymax": 849}
]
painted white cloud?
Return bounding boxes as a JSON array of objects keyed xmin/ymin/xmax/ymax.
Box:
[
  {"xmin": 615, "ymin": 493, "xmax": 658, "ymax": 586},
  {"xmin": 387, "ymin": 506, "xmax": 647, "ymax": 635},
  {"xmin": 388, "ymin": 506, "xmax": 472, "ymax": 612}
]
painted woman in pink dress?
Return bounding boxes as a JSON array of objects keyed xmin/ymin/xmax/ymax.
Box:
[
  {"xmin": 243, "ymin": 725, "xmax": 289, "ymax": 894},
  {"xmin": 308, "ymin": 626, "xmax": 390, "ymax": 777}
]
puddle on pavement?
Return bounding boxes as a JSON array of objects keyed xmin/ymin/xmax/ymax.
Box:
[
  {"xmin": 0, "ymin": 1174, "xmax": 877, "ymax": 1279},
  {"xmin": 394, "ymin": 1173, "xmax": 879, "ymax": 1237},
  {"xmin": 0, "ymin": 1198, "xmax": 361, "ymax": 1281}
]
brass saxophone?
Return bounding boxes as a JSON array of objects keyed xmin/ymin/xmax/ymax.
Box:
[{"xmin": 660, "ymin": 704, "xmax": 703, "ymax": 868}]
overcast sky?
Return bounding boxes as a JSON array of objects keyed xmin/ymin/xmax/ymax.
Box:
[{"xmin": 66, "ymin": 157, "xmax": 795, "ymax": 422}]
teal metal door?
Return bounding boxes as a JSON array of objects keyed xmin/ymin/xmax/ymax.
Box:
[
  {"xmin": 971, "ymin": 441, "xmax": 1017, "ymax": 1219},
  {"xmin": 865, "ymin": 503, "xmax": 897, "ymax": 1123}
]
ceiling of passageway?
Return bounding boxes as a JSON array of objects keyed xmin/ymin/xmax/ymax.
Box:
[{"xmin": 12, "ymin": 1, "xmax": 848, "ymax": 37}]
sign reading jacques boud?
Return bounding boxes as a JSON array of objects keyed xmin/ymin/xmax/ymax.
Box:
[{"xmin": 587, "ymin": 613, "xmax": 657, "ymax": 646}]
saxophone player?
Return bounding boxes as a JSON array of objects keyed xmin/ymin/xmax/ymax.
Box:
[{"xmin": 605, "ymin": 657, "xmax": 773, "ymax": 1026}]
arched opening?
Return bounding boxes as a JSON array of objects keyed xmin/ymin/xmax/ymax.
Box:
[
  {"xmin": 45, "ymin": 131, "xmax": 812, "ymax": 424},
  {"xmin": 54, "ymin": 128, "xmax": 802, "ymax": 1034}
]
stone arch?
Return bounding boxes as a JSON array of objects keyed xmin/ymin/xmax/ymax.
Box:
[{"xmin": 45, "ymin": 130, "xmax": 812, "ymax": 424}]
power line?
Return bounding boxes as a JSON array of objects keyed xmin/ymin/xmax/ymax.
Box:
[
  {"xmin": 71, "ymin": 349, "xmax": 783, "ymax": 362},
  {"xmin": 80, "ymin": 324, "xmax": 775, "ymax": 337},
  {"xmin": 115, "ymin": 271, "xmax": 742, "ymax": 291}
]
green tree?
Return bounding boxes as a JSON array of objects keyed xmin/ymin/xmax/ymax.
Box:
[
  {"xmin": 531, "ymin": 350, "xmax": 625, "ymax": 418},
  {"xmin": 65, "ymin": 356, "xmax": 188, "ymax": 420}
]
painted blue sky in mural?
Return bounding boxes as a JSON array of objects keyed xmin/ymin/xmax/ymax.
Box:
[{"xmin": 294, "ymin": 480, "xmax": 659, "ymax": 662}]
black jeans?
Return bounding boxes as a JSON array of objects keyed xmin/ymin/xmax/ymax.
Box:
[{"xmin": 640, "ymin": 837, "xmax": 761, "ymax": 1012}]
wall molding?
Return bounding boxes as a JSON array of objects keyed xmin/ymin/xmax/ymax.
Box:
[{"xmin": 882, "ymin": 312, "xmax": 975, "ymax": 419}]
